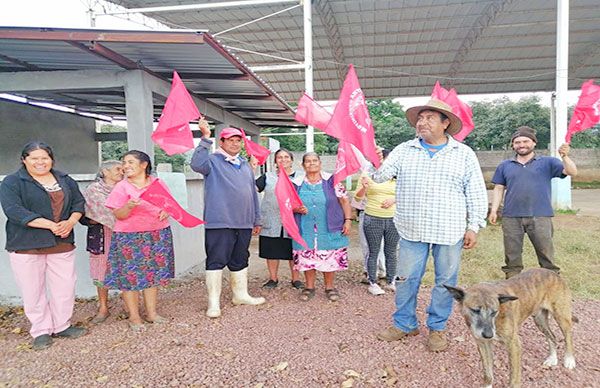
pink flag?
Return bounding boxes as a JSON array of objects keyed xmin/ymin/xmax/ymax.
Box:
[
  {"xmin": 151, "ymin": 71, "xmax": 200, "ymax": 155},
  {"xmin": 566, "ymin": 79, "xmax": 600, "ymax": 142},
  {"xmin": 295, "ymin": 92, "xmax": 332, "ymax": 130},
  {"xmin": 274, "ymin": 166, "xmax": 308, "ymax": 249},
  {"xmin": 431, "ymin": 81, "xmax": 475, "ymax": 142},
  {"xmin": 325, "ymin": 65, "xmax": 380, "ymax": 167},
  {"xmin": 334, "ymin": 141, "xmax": 362, "ymax": 186},
  {"xmin": 139, "ymin": 179, "xmax": 205, "ymax": 228},
  {"xmin": 239, "ymin": 128, "xmax": 271, "ymax": 165}
]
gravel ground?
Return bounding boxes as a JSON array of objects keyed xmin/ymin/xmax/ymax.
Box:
[{"xmin": 1, "ymin": 231, "xmax": 599, "ymax": 387}]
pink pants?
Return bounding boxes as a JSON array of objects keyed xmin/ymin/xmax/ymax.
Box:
[{"xmin": 9, "ymin": 250, "xmax": 77, "ymax": 338}]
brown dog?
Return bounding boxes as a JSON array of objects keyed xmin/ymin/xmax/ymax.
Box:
[{"xmin": 445, "ymin": 269, "xmax": 576, "ymax": 388}]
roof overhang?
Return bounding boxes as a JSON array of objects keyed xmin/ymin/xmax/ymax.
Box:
[{"xmin": 0, "ymin": 26, "xmax": 301, "ymax": 130}]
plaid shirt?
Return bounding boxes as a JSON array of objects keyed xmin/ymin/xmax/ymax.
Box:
[{"xmin": 372, "ymin": 136, "xmax": 488, "ymax": 245}]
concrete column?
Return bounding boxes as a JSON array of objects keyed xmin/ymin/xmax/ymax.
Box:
[
  {"xmin": 552, "ymin": 0, "xmax": 571, "ymax": 210},
  {"xmin": 123, "ymin": 70, "xmax": 155, "ymax": 162}
]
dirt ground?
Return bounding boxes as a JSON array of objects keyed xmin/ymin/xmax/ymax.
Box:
[{"xmin": 1, "ymin": 190, "xmax": 599, "ymax": 387}]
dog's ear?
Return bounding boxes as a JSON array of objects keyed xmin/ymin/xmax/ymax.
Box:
[
  {"xmin": 444, "ymin": 285, "xmax": 465, "ymax": 302},
  {"xmin": 498, "ymin": 294, "xmax": 518, "ymax": 304}
]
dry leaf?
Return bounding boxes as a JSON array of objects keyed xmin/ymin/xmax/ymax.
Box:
[
  {"xmin": 15, "ymin": 342, "xmax": 31, "ymax": 351},
  {"xmin": 11, "ymin": 327, "xmax": 22, "ymax": 334},
  {"xmin": 384, "ymin": 365, "xmax": 398, "ymax": 378},
  {"xmin": 271, "ymin": 361, "xmax": 288, "ymax": 372},
  {"xmin": 453, "ymin": 336, "xmax": 465, "ymax": 342},
  {"xmin": 343, "ymin": 370, "xmax": 361, "ymax": 378},
  {"xmin": 341, "ymin": 378, "xmax": 354, "ymax": 388},
  {"xmin": 386, "ymin": 377, "xmax": 398, "ymax": 386},
  {"xmin": 254, "ymin": 384, "xmax": 265, "ymax": 388},
  {"xmin": 96, "ymin": 375, "xmax": 108, "ymax": 383}
]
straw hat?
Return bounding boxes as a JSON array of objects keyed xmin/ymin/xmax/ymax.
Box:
[{"xmin": 405, "ymin": 99, "xmax": 462, "ymax": 135}]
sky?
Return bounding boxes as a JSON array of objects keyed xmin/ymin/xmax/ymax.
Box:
[{"xmin": 0, "ymin": 0, "xmax": 581, "ymax": 108}]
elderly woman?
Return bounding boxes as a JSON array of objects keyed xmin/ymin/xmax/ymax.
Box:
[
  {"xmin": 256, "ymin": 148, "xmax": 304, "ymax": 289},
  {"xmin": 82, "ymin": 160, "xmax": 123, "ymax": 323},
  {"xmin": 0, "ymin": 141, "xmax": 87, "ymax": 350},
  {"xmin": 353, "ymin": 149, "xmax": 399, "ymax": 295},
  {"xmin": 104, "ymin": 150, "xmax": 175, "ymax": 332},
  {"xmin": 292, "ymin": 152, "xmax": 352, "ymax": 302}
]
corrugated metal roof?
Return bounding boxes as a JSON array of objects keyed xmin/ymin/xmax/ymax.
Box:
[
  {"xmin": 0, "ymin": 26, "xmax": 298, "ymax": 128},
  {"xmin": 105, "ymin": 0, "xmax": 600, "ymax": 100}
]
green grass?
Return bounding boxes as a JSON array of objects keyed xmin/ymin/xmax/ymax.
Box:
[
  {"xmin": 419, "ymin": 215, "xmax": 600, "ymax": 300},
  {"xmin": 572, "ymin": 180, "xmax": 600, "ymax": 189}
]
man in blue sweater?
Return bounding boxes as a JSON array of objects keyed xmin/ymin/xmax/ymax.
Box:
[
  {"xmin": 489, "ymin": 126, "xmax": 578, "ymax": 278},
  {"xmin": 191, "ymin": 121, "xmax": 264, "ymax": 318}
]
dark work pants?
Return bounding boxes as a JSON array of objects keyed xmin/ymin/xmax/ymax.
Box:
[
  {"xmin": 501, "ymin": 216, "xmax": 560, "ymax": 276},
  {"xmin": 205, "ymin": 228, "xmax": 252, "ymax": 271}
]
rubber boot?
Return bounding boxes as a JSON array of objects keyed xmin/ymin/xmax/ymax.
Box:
[
  {"xmin": 230, "ymin": 268, "xmax": 266, "ymax": 306},
  {"xmin": 205, "ymin": 270, "xmax": 223, "ymax": 318}
]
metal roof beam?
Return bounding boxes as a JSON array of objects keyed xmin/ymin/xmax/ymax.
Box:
[
  {"xmin": 101, "ymin": 0, "xmax": 299, "ymax": 15},
  {"xmin": 0, "ymin": 70, "xmax": 126, "ymax": 93},
  {"xmin": 195, "ymin": 93, "xmax": 273, "ymax": 100},
  {"xmin": 314, "ymin": 0, "xmax": 346, "ymax": 85},
  {"xmin": 447, "ymin": 0, "xmax": 516, "ymax": 86},
  {"xmin": 0, "ymin": 28, "xmax": 206, "ymax": 44},
  {"xmin": 0, "ymin": 52, "xmax": 42, "ymax": 71}
]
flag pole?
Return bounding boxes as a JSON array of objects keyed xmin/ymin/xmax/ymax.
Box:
[{"xmin": 303, "ymin": 0, "xmax": 314, "ymax": 152}]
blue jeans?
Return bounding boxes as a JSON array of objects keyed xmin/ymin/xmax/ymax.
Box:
[{"xmin": 392, "ymin": 238, "xmax": 463, "ymax": 332}]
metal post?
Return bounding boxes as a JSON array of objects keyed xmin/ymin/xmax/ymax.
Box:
[
  {"xmin": 552, "ymin": 0, "xmax": 571, "ymax": 209},
  {"xmin": 303, "ymin": 0, "xmax": 314, "ymax": 152}
]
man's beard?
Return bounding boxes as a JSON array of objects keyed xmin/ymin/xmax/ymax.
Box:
[{"xmin": 515, "ymin": 147, "xmax": 534, "ymax": 156}]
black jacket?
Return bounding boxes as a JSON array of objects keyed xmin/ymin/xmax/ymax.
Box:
[{"xmin": 0, "ymin": 167, "xmax": 85, "ymax": 252}]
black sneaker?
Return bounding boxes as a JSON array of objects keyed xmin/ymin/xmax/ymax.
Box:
[
  {"xmin": 291, "ymin": 280, "xmax": 305, "ymax": 289},
  {"xmin": 262, "ymin": 279, "xmax": 279, "ymax": 289},
  {"xmin": 32, "ymin": 334, "xmax": 53, "ymax": 351},
  {"xmin": 53, "ymin": 325, "xmax": 87, "ymax": 339}
]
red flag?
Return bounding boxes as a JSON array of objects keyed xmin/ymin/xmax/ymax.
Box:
[
  {"xmin": 274, "ymin": 166, "xmax": 308, "ymax": 249},
  {"xmin": 566, "ymin": 79, "xmax": 600, "ymax": 142},
  {"xmin": 431, "ymin": 81, "xmax": 474, "ymax": 142},
  {"xmin": 325, "ymin": 65, "xmax": 380, "ymax": 167},
  {"xmin": 239, "ymin": 128, "xmax": 270, "ymax": 165},
  {"xmin": 151, "ymin": 71, "xmax": 200, "ymax": 155},
  {"xmin": 334, "ymin": 141, "xmax": 362, "ymax": 186},
  {"xmin": 139, "ymin": 179, "xmax": 205, "ymax": 228},
  {"xmin": 295, "ymin": 92, "xmax": 332, "ymax": 130}
]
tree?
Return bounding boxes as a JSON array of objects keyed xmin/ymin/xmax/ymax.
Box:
[
  {"xmin": 465, "ymin": 96, "xmax": 551, "ymax": 150},
  {"xmin": 368, "ymin": 99, "xmax": 415, "ymax": 150},
  {"xmin": 100, "ymin": 124, "xmax": 187, "ymax": 172}
]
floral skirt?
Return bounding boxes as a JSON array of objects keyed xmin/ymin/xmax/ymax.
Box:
[
  {"xmin": 104, "ymin": 227, "xmax": 175, "ymax": 291},
  {"xmin": 292, "ymin": 247, "xmax": 348, "ymax": 272}
]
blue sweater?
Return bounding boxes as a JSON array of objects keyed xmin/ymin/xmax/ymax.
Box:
[{"xmin": 190, "ymin": 138, "xmax": 261, "ymax": 229}]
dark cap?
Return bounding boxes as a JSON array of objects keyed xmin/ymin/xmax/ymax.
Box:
[{"xmin": 511, "ymin": 126, "xmax": 537, "ymax": 143}]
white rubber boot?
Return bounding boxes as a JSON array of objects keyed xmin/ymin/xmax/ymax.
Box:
[
  {"xmin": 205, "ymin": 270, "xmax": 223, "ymax": 318},
  {"xmin": 230, "ymin": 268, "xmax": 266, "ymax": 306}
]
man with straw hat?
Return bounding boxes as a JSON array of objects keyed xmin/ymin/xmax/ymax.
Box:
[{"xmin": 372, "ymin": 98, "xmax": 488, "ymax": 352}]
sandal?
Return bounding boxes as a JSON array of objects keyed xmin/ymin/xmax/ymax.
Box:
[
  {"xmin": 128, "ymin": 322, "xmax": 146, "ymax": 332},
  {"xmin": 145, "ymin": 315, "xmax": 169, "ymax": 324},
  {"xmin": 91, "ymin": 313, "xmax": 110, "ymax": 324},
  {"xmin": 291, "ymin": 280, "xmax": 305, "ymax": 289},
  {"xmin": 299, "ymin": 288, "xmax": 316, "ymax": 301},
  {"xmin": 325, "ymin": 288, "xmax": 340, "ymax": 302}
]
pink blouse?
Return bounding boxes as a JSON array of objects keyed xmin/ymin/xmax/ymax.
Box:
[{"xmin": 105, "ymin": 177, "xmax": 170, "ymax": 233}]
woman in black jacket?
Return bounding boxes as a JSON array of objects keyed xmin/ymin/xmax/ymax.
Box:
[{"xmin": 0, "ymin": 141, "xmax": 87, "ymax": 350}]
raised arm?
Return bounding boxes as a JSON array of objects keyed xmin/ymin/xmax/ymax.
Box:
[{"xmin": 558, "ymin": 143, "xmax": 577, "ymax": 177}]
